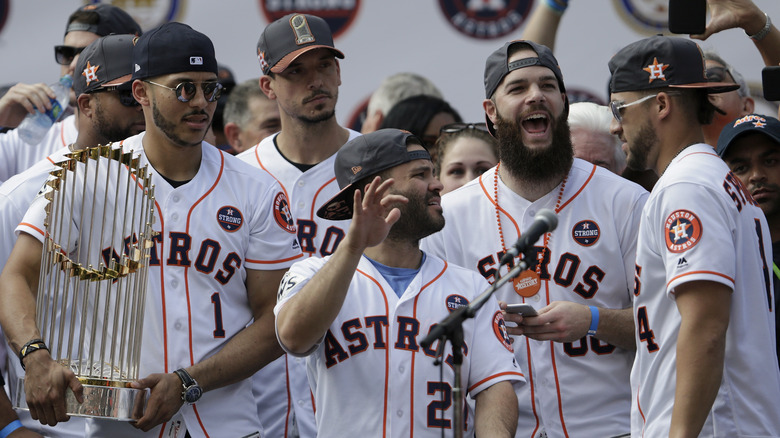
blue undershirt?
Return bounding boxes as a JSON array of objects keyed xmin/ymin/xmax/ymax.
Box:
[{"xmin": 366, "ymin": 253, "xmax": 426, "ymax": 298}]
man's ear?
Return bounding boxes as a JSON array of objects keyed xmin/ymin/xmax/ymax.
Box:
[
  {"xmin": 132, "ymin": 80, "xmax": 150, "ymax": 106},
  {"xmin": 259, "ymin": 76, "xmax": 276, "ymax": 100},
  {"xmin": 483, "ymin": 98, "xmax": 498, "ymax": 127},
  {"xmin": 77, "ymin": 93, "xmax": 93, "ymax": 118},
  {"xmin": 223, "ymin": 122, "xmax": 242, "ymax": 151},
  {"xmin": 742, "ymin": 96, "xmax": 755, "ymax": 115},
  {"xmin": 656, "ymin": 92, "xmax": 674, "ymax": 121}
]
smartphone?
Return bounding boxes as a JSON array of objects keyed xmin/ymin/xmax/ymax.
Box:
[
  {"xmin": 668, "ymin": 0, "xmax": 706, "ymax": 35},
  {"xmin": 505, "ymin": 303, "xmax": 538, "ymax": 316},
  {"xmin": 762, "ymin": 66, "xmax": 780, "ymax": 101}
]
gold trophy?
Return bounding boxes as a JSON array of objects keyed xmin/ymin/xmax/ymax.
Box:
[{"xmin": 13, "ymin": 144, "xmax": 156, "ymax": 420}]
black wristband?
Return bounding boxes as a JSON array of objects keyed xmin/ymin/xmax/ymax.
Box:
[{"xmin": 18, "ymin": 339, "xmax": 48, "ymax": 370}]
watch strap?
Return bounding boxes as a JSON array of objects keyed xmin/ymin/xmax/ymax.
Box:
[{"xmin": 174, "ymin": 368, "xmax": 196, "ymax": 387}]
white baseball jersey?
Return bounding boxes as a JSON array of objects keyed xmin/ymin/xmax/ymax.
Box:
[
  {"xmin": 237, "ymin": 129, "xmax": 360, "ymax": 438},
  {"xmin": 631, "ymin": 144, "xmax": 780, "ymax": 437},
  {"xmin": 18, "ymin": 132, "xmax": 303, "ymax": 438},
  {"xmin": 0, "ymin": 114, "xmax": 76, "ymax": 183},
  {"xmin": 274, "ymin": 253, "xmax": 525, "ymax": 438},
  {"xmin": 422, "ymin": 159, "xmax": 648, "ymax": 438}
]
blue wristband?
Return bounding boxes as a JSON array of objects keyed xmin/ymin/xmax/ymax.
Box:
[
  {"xmin": 545, "ymin": 0, "xmax": 569, "ymax": 13},
  {"xmin": 0, "ymin": 420, "xmax": 23, "ymax": 438},
  {"xmin": 587, "ymin": 306, "xmax": 599, "ymax": 336}
]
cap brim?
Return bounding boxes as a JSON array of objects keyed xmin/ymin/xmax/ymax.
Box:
[
  {"xmin": 316, "ymin": 183, "xmax": 357, "ymax": 221},
  {"xmin": 270, "ymin": 46, "xmax": 345, "ymax": 74},
  {"xmin": 102, "ymin": 73, "xmax": 133, "ymax": 88},
  {"xmin": 669, "ymin": 81, "xmax": 741, "ymax": 94}
]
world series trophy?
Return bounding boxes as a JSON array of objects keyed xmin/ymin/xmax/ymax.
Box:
[{"xmin": 13, "ymin": 144, "xmax": 156, "ymax": 420}]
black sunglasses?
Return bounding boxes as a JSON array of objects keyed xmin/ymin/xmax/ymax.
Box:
[
  {"xmin": 145, "ymin": 80, "xmax": 223, "ymax": 103},
  {"xmin": 54, "ymin": 45, "xmax": 86, "ymax": 65},
  {"xmin": 89, "ymin": 86, "xmax": 140, "ymax": 107},
  {"xmin": 705, "ymin": 66, "xmax": 734, "ymax": 84},
  {"xmin": 439, "ymin": 122, "xmax": 490, "ymax": 135}
]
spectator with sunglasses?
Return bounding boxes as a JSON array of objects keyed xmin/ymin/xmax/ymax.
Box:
[
  {"xmin": 0, "ymin": 33, "xmax": 143, "ymax": 438},
  {"xmin": 0, "ymin": 3, "xmax": 140, "ymax": 184},
  {"xmin": 379, "ymin": 94, "xmax": 462, "ymax": 163},
  {"xmin": 0, "ymin": 22, "xmax": 302, "ymax": 437},
  {"xmin": 434, "ymin": 122, "xmax": 498, "ymax": 194},
  {"xmin": 702, "ymin": 51, "xmax": 757, "ymax": 145}
]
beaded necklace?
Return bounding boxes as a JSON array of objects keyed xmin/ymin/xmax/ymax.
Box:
[{"xmin": 494, "ymin": 163, "xmax": 567, "ymax": 297}]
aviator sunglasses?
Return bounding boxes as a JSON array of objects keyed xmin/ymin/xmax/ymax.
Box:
[{"xmin": 144, "ymin": 80, "xmax": 223, "ymax": 103}]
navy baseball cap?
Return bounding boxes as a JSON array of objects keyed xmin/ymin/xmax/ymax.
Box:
[
  {"xmin": 65, "ymin": 3, "xmax": 141, "ymax": 37},
  {"xmin": 717, "ymin": 114, "xmax": 780, "ymax": 157},
  {"xmin": 75, "ymin": 34, "xmax": 135, "ymax": 96},
  {"xmin": 609, "ymin": 35, "xmax": 740, "ymax": 94},
  {"xmin": 317, "ymin": 129, "xmax": 430, "ymax": 221},
  {"xmin": 483, "ymin": 40, "xmax": 567, "ymax": 136},
  {"xmin": 257, "ymin": 13, "xmax": 344, "ymax": 75},
  {"xmin": 132, "ymin": 22, "xmax": 218, "ymax": 81}
]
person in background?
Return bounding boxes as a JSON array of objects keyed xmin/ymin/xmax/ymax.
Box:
[
  {"xmin": 223, "ymin": 78, "xmax": 281, "ymax": 154},
  {"xmin": 568, "ymin": 102, "xmax": 627, "ymax": 175},
  {"xmin": 379, "ymin": 94, "xmax": 462, "ymax": 163},
  {"xmin": 0, "ymin": 3, "xmax": 141, "ymax": 183},
  {"xmin": 716, "ymin": 113, "xmax": 780, "ymax": 371},
  {"xmin": 360, "ymin": 72, "xmax": 443, "ymax": 133},
  {"xmin": 434, "ymin": 122, "xmax": 498, "ymax": 194}
]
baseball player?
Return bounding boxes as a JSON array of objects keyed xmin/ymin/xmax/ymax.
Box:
[
  {"xmin": 0, "ymin": 33, "xmax": 144, "ymax": 438},
  {"xmin": 0, "ymin": 23, "xmax": 302, "ymax": 438},
  {"xmin": 717, "ymin": 113, "xmax": 780, "ymax": 370},
  {"xmin": 421, "ymin": 41, "xmax": 648, "ymax": 438},
  {"xmin": 608, "ymin": 35, "xmax": 780, "ymax": 436},
  {"xmin": 237, "ymin": 13, "xmax": 359, "ymax": 437},
  {"xmin": 275, "ymin": 128, "xmax": 524, "ymax": 437},
  {"xmin": 0, "ymin": 4, "xmax": 141, "ymax": 183}
]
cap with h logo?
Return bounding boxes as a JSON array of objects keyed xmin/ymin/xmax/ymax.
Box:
[
  {"xmin": 74, "ymin": 34, "xmax": 136, "ymax": 96},
  {"xmin": 257, "ymin": 13, "xmax": 344, "ymax": 75}
]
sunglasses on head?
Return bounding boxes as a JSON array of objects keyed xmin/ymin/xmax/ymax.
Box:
[
  {"xmin": 54, "ymin": 45, "xmax": 86, "ymax": 65},
  {"xmin": 145, "ymin": 80, "xmax": 223, "ymax": 103},
  {"xmin": 439, "ymin": 122, "xmax": 490, "ymax": 135},
  {"xmin": 88, "ymin": 86, "xmax": 140, "ymax": 107}
]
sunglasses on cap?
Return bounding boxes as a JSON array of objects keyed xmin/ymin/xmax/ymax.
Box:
[
  {"xmin": 144, "ymin": 80, "xmax": 223, "ymax": 103},
  {"xmin": 439, "ymin": 122, "xmax": 490, "ymax": 135},
  {"xmin": 54, "ymin": 45, "xmax": 86, "ymax": 66},
  {"xmin": 88, "ymin": 86, "xmax": 140, "ymax": 107}
]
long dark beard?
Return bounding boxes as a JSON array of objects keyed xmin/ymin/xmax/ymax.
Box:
[
  {"xmin": 94, "ymin": 98, "xmax": 136, "ymax": 143},
  {"xmin": 495, "ymin": 111, "xmax": 573, "ymax": 184},
  {"xmin": 387, "ymin": 189, "xmax": 444, "ymax": 243}
]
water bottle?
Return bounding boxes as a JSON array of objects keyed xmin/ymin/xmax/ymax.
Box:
[{"xmin": 17, "ymin": 74, "xmax": 73, "ymax": 145}]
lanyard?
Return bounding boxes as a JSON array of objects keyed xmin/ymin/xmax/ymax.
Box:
[{"xmin": 774, "ymin": 263, "xmax": 780, "ymax": 280}]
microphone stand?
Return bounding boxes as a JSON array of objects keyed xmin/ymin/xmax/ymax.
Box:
[{"xmin": 420, "ymin": 258, "xmax": 531, "ymax": 438}]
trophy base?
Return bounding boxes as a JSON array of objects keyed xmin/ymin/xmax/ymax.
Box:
[{"xmin": 14, "ymin": 377, "xmax": 147, "ymax": 421}]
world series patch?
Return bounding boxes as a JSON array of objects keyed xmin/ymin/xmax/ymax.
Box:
[
  {"xmin": 664, "ymin": 209, "xmax": 702, "ymax": 253},
  {"xmin": 217, "ymin": 206, "xmax": 243, "ymax": 232},
  {"xmin": 273, "ymin": 192, "xmax": 297, "ymax": 234},
  {"xmin": 445, "ymin": 294, "xmax": 469, "ymax": 313},
  {"xmin": 493, "ymin": 311, "xmax": 513, "ymax": 352},
  {"xmin": 572, "ymin": 220, "xmax": 600, "ymax": 246}
]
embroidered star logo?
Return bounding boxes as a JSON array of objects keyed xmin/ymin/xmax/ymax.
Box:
[
  {"xmin": 227, "ymin": 208, "xmax": 234, "ymax": 215},
  {"xmin": 643, "ymin": 57, "xmax": 669, "ymax": 83},
  {"xmin": 82, "ymin": 61, "xmax": 100, "ymax": 85},
  {"xmin": 582, "ymin": 223, "xmax": 590, "ymax": 230},
  {"xmin": 753, "ymin": 120, "xmax": 766, "ymax": 128}
]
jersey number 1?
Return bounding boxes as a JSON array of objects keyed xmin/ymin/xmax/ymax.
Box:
[{"xmin": 211, "ymin": 292, "xmax": 226, "ymax": 338}]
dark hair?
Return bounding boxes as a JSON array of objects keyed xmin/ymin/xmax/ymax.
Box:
[
  {"xmin": 67, "ymin": 10, "xmax": 100, "ymax": 27},
  {"xmin": 379, "ymin": 95, "xmax": 462, "ymax": 138}
]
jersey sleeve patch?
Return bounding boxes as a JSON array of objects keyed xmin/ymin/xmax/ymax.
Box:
[
  {"xmin": 492, "ymin": 311, "xmax": 514, "ymax": 352},
  {"xmin": 572, "ymin": 219, "xmax": 600, "ymax": 246},
  {"xmin": 445, "ymin": 294, "xmax": 469, "ymax": 313},
  {"xmin": 664, "ymin": 209, "xmax": 703, "ymax": 253},
  {"xmin": 217, "ymin": 205, "xmax": 243, "ymax": 232},
  {"xmin": 278, "ymin": 270, "xmax": 305, "ymax": 302},
  {"xmin": 273, "ymin": 192, "xmax": 297, "ymax": 234}
]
